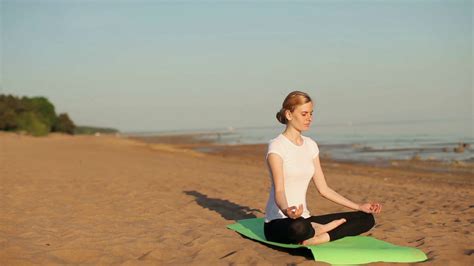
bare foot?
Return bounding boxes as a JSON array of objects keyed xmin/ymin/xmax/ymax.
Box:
[
  {"xmin": 301, "ymin": 232, "xmax": 331, "ymax": 246},
  {"xmin": 311, "ymin": 218, "xmax": 346, "ymax": 236}
]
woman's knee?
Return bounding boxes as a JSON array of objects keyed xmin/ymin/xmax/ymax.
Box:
[
  {"xmin": 358, "ymin": 211, "xmax": 375, "ymax": 230},
  {"xmin": 288, "ymin": 218, "xmax": 315, "ymax": 243}
]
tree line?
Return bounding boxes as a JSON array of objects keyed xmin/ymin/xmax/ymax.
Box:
[
  {"xmin": 1, "ymin": 94, "xmax": 120, "ymax": 136},
  {"xmin": 0, "ymin": 94, "xmax": 75, "ymax": 136}
]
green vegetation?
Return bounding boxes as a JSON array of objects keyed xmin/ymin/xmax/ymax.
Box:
[{"xmin": 0, "ymin": 94, "xmax": 119, "ymax": 136}]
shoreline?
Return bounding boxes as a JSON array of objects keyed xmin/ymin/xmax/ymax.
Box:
[
  {"xmin": 127, "ymin": 133, "xmax": 474, "ymax": 178},
  {"xmin": 123, "ymin": 125, "xmax": 474, "ymax": 162}
]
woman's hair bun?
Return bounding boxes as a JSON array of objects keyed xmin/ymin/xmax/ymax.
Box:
[{"xmin": 276, "ymin": 109, "xmax": 287, "ymax": 124}]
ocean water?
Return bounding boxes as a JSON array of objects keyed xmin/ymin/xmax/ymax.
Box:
[
  {"xmin": 200, "ymin": 119, "xmax": 474, "ymax": 162},
  {"xmin": 125, "ymin": 119, "xmax": 473, "ymax": 162}
]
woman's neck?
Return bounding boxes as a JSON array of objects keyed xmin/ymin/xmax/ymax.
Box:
[{"xmin": 282, "ymin": 127, "xmax": 303, "ymax": 144}]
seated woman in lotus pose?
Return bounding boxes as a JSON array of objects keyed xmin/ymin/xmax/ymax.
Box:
[{"xmin": 264, "ymin": 91, "xmax": 382, "ymax": 245}]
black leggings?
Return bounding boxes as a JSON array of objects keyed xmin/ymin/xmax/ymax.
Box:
[{"xmin": 264, "ymin": 211, "xmax": 375, "ymax": 244}]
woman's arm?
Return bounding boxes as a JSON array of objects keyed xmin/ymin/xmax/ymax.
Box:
[
  {"xmin": 312, "ymin": 155, "xmax": 361, "ymax": 210},
  {"xmin": 267, "ymin": 153, "xmax": 303, "ymax": 218}
]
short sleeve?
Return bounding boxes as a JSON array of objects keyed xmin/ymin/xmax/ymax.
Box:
[
  {"xmin": 266, "ymin": 139, "xmax": 284, "ymax": 160},
  {"xmin": 309, "ymin": 138, "xmax": 320, "ymax": 159}
]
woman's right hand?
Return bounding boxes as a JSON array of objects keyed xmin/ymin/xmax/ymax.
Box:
[{"xmin": 285, "ymin": 204, "xmax": 303, "ymax": 219}]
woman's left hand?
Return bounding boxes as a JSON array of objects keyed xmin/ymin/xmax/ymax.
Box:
[{"xmin": 359, "ymin": 202, "xmax": 382, "ymax": 214}]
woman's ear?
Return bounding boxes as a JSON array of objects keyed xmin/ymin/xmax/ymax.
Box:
[{"xmin": 285, "ymin": 110, "xmax": 292, "ymax": 121}]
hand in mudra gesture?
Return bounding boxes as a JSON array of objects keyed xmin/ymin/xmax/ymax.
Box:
[
  {"xmin": 359, "ymin": 202, "xmax": 382, "ymax": 214},
  {"xmin": 285, "ymin": 204, "xmax": 304, "ymax": 219}
]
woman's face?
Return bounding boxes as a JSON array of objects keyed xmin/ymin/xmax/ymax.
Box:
[{"xmin": 286, "ymin": 101, "xmax": 314, "ymax": 131}]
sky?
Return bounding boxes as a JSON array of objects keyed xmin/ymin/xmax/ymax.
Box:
[{"xmin": 1, "ymin": 0, "xmax": 472, "ymax": 133}]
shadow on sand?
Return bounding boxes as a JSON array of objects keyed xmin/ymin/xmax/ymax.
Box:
[
  {"xmin": 183, "ymin": 190, "xmax": 262, "ymax": 220},
  {"xmin": 183, "ymin": 190, "xmax": 313, "ymax": 260}
]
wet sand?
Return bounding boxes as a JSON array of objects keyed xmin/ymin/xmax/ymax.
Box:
[{"xmin": 1, "ymin": 132, "xmax": 473, "ymax": 265}]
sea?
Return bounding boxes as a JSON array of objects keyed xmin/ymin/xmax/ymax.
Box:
[{"xmin": 125, "ymin": 118, "xmax": 473, "ymax": 163}]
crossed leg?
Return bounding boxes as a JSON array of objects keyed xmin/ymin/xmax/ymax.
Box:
[
  {"xmin": 301, "ymin": 218, "xmax": 346, "ymax": 245},
  {"xmin": 302, "ymin": 211, "xmax": 375, "ymax": 245}
]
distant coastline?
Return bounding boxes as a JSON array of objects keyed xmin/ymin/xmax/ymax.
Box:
[{"xmin": 74, "ymin": 126, "xmax": 120, "ymax": 135}]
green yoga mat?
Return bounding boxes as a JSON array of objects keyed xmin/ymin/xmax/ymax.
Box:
[{"xmin": 227, "ymin": 218, "xmax": 427, "ymax": 265}]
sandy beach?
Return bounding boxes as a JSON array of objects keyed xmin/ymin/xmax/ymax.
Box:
[{"xmin": 1, "ymin": 132, "xmax": 473, "ymax": 265}]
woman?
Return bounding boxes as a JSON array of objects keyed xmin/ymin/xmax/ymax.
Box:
[{"xmin": 264, "ymin": 91, "xmax": 382, "ymax": 245}]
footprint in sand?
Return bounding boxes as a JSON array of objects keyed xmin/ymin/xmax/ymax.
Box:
[
  {"xmin": 415, "ymin": 241, "xmax": 425, "ymax": 247},
  {"xmin": 408, "ymin": 237, "xmax": 425, "ymax": 244}
]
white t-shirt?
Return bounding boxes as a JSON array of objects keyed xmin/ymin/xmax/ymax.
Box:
[{"xmin": 264, "ymin": 133, "xmax": 320, "ymax": 222}]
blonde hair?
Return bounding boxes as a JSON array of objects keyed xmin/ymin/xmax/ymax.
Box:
[{"xmin": 276, "ymin": 91, "xmax": 312, "ymax": 124}]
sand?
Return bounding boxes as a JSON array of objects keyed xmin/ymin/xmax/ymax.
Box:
[{"xmin": 0, "ymin": 132, "xmax": 473, "ymax": 265}]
